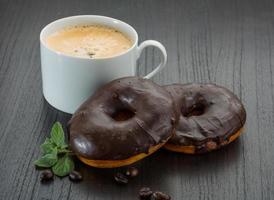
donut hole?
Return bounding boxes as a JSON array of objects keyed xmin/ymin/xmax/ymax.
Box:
[
  {"xmin": 182, "ymin": 103, "xmax": 206, "ymax": 117},
  {"xmin": 111, "ymin": 108, "xmax": 135, "ymax": 121}
]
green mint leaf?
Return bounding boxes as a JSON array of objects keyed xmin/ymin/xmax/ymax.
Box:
[
  {"xmin": 34, "ymin": 147, "xmax": 58, "ymax": 167},
  {"xmin": 50, "ymin": 122, "xmax": 65, "ymax": 147},
  {"xmin": 52, "ymin": 154, "xmax": 74, "ymax": 177},
  {"xmin": 57, "ymin": 149, "xmax": 71, "ymax": 154},
  {"xmin": 40, "ymin": 137, "xmax": 55, "ymax": 155},
  {"xmin": 60, "ymin": 144, "xmax": 68, "ymax": 149}
]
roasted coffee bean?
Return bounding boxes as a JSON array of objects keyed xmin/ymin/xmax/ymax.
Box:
[
  {"xmin": 139, "ymin": 187, "xmax": 153, "ymax": 199},
  {"xmin": 125, "ymin": 167, "xmax": 139, "ymax": 177},
  {"xmin": 114, "ymin": 172, "xmax": 128, "ymax": 184},
  {"xmin": 69, "ymin": 170, "xmax": 83, "ymax": 182},
  {"xmin": 40, "ymin": 169, "xmax": 53, "ymax": 183},
  {"xmin": 151, "ymin": 191, "xmax": 171, "ymax": 200}
]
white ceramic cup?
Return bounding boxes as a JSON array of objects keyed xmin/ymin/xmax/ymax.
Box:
[{"xmin": 40, "ymin": 15, "xmax": 167, "ymax": 114}]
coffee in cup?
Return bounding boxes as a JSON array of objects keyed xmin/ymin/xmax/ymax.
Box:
[{"xmin": 46, "ymin": 25, "xmax": 132, "ymax": 59}]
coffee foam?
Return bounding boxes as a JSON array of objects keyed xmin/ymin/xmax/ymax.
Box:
[{"xmin": 46, "ymin": 25, "xmax": 132, "ymax": 59}]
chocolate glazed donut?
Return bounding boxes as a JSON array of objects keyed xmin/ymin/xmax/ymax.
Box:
[
  {"xmin": 164, "ymin": 83, "xmax": 246, "ymax": 154},
  {"xmin": 69, "ymin": 77, "xmax": 178, "ymax": 168}
]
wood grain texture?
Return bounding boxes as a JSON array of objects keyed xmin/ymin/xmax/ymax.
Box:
[{"xmin": 0, "ymin": 0, "xmax": 274, "ymax": 199}]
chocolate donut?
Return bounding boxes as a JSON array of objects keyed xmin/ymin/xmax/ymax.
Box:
[
  {"xmin": 69, "ymin": 77, "xmax": 177, "ymax": 168},
  {"xmin": 164, "ymin": 83, "xmax": 246, "ymax": 154}
]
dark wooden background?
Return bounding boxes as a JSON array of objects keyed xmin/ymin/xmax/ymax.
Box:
[{"xmin": 1, "ymin": 0, "xmax": 274, "ymax": 199}]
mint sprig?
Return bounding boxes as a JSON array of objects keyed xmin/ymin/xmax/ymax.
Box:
[
  {"xmin": 50, "ymin": 122, "xmax": 66, "ymax": 147},
  {"xmin": 52, "ymin": 153, "xmax": 75, "ymax": 177},
  {"xmin": 34, "ymin": 147, "xmax": 58, "ymax": 167},
  {"xmin": 40, "ymin": 138, "xmax": 55, "ymax": 154},
  {"xmin": 35, "ymin": 122, "xmax": 74, "ymax": 177}
]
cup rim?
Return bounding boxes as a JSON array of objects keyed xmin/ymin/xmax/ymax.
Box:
[{"xmin": 40, "ymin": 15, "xmax": 138, "ymax": 60}]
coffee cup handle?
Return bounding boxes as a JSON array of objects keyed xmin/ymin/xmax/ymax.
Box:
[{"xmin": 137, "ymin": 40, "xmax": 167, "ymax": 79}]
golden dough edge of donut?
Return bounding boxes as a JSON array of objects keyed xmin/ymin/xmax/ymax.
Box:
[
  {"xmin": 77, "ymin": 140, "xmax": 168, "ymax": 168},
  {"xmin": 164, "ymin": 128, "xmax": 244, "ymax": 154}
]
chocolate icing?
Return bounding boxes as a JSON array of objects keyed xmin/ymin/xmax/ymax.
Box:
[
  {"xmin": 69, "ymin": 77, "xmax": 177, "ymax": 160},
  {"xmin": 164, "ymin": 83, "xmax": 246, "ymax": 152}
]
